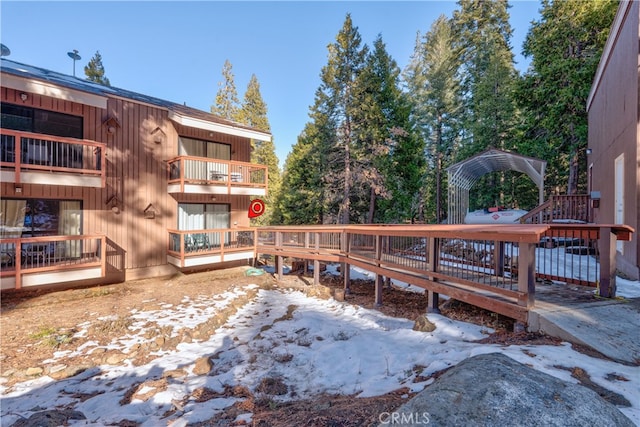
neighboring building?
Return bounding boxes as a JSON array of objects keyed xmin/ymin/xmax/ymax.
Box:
[
  {"xmin": 587, "ymin": 0, "xmax": 639, "ymax": 280},
  {"xmin": 0, "ymin": 59, "xmax": 270, "ymax": 290}
]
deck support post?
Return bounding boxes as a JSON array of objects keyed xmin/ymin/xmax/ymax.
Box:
[
  {"xmin": 375, "ymin": 274, "xmax": 383, "ymax": 307},
  {"xmin": 598, "ymin": 227, "xmax": 617, "ymax": 298}
]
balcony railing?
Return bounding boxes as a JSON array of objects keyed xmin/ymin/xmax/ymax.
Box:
[
  {"xmin": 0, "ymin": 129, "xmax": 106, "ymax": 188},
  {"xmin": 520, "ymin": 195, "xmax": 591, "ymax": 224},
  {"xmin": 167, "ymin": 228, "xmax": 257, "ymax": 268},
  {"xmin": 167, "ymin": 156, "xmax": 267, "ymax": 195},
  {"xmin": 0, "ymin": 234, "xmax": 106, "ymax": 290}
]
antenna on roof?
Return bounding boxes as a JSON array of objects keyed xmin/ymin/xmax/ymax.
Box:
[
  {"xmin": 67, "ymin": 49, "xmax": 81, "ymax": 77},
  {"xmin": 0, "ymin": 44, "xmax": 10, "ymax": 57}
]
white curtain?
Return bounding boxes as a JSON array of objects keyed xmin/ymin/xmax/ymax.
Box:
[
  {"xmin": 0, "ymin": 199, "xmax": 26, "ymax": 238},
  {"xmin": 0, "ymin": 199, "xmax": 26, "ymax": 260},
  {"xmin": 58, "ymin": 201, "xmax": 81, "ymax": 258}
]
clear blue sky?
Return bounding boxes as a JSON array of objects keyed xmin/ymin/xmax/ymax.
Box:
[{"xmin": 1, "ymin": 1, "xmax": 541, "ymax": 167}]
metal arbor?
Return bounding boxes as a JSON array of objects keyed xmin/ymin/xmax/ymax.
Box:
[{"xmin": 446, "ymin": 149, "xmax": 547, "ymax": 224}]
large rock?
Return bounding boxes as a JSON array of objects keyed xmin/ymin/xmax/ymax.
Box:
[{"xmin": 381, "ymin": 353, "xmax": 633, "ymax": 427}]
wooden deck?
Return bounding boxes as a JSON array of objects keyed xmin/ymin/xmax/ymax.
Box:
[{"xmin": 256, "ymin": 224, "xmax": 633, "ymax": 326}]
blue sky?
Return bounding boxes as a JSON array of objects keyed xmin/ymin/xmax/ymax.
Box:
[{"xmin": 1, "ymin": 1, "xmax": 541, "ymax": 167}]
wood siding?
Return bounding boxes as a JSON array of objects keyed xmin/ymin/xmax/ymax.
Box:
[
  {"xmin": 587, "ymin": 0, "xmax": 640, "ymax": 279},
  {"xmin": 1, "ymin": 86, "xmax": 258, "ymax": 281}
]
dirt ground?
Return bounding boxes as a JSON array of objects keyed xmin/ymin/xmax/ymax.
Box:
[{"xmin": 1, "ymin": 266, "xmax": 562, "ymax": 426}]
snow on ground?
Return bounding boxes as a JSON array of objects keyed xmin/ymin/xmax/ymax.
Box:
[{"xmin": 1, "ymin": 267, "xmax": 639, "ymax": 426}]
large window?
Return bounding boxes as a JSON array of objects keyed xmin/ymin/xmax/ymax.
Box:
[
  {"xmin": 178, "ymin": 203, "xmax": 230, "ymax": 248},
  {"xmin": 1, "ymin": 104, "xmax": 83, "ymax": 139},
  {"xmin": 0, "ymin": 199, "xmax": 82, "ymax": 238},
  {"xmin": 178, "ymin": 137, "xmax": 230, "ymax": 160},
  {"xmin": 1, "ymin": 104, "xmax": 84, "ymax": 167}
]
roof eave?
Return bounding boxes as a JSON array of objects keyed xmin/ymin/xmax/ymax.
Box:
[{"xmin": 168, "ymin": 110, "xmax": 271, "ymax": 142}]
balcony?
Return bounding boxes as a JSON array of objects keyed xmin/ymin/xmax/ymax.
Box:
[
  {"xmin": 167, "ymin": 228, "xmax": 256, "ymax": 268},
  {"xmin": 167, "ymin": 156, "xmax": 267, "ymax": 196},
  {"xmin": 0, "ymin": 129, "xmax": 106, "ymax": 188},
  {"xmin": 0, "ymin": 234, "xmax": 106, "ymax": 290}
]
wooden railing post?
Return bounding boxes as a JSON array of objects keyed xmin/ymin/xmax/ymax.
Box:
[
  {"xmin": 598, "ymin": 227, "xmax": 617, "ymax": 298},
  {"xmin": 517, "ymin": 242, "xmax": 536, "ymax": 331},
  {"xmin": 426, "ymin": 236, "xmax": 440, "ymax": 313},
  {"xmin": 313, "ymin": 232, "xmax": 320, "ymax": 285},
  {"xmin": 375, "ymin": 234, "xmax": 383, "ymax": 306},
  {"xmin": 343, "ymin": 231, "xmax": 351, "ymax": 295},
  {"xmin": 275, "ymin": 231, "xmax": 283, "ymax": 280}
]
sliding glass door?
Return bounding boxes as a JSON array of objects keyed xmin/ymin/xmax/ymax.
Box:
[{"xmin": 178, "ymin": 203, "xmax": 230, "ymax": 248}]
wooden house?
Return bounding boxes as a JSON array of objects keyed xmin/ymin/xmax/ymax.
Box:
[
  {"xmin": 587, "ymin": 0, "xmax": 639, "ymax": 280},
  {"xmin": 0, "ymin": 58, "xmax": 270, "ymax": 290}
]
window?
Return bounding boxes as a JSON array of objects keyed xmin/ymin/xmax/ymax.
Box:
[
  {"xmin": 1, "ymin": 104, "xmax": 83, "ymax": 139},
  {"xmin": 1, "ymin": 104, "xmax": 84, "ymax": 167},
  {"xmin": 178, "ymin": 137, "xmax": 230, "ymax": 160},
  {"xmin": 178, "ymin": 203, "xmax": 230, "ymax": 249},
  {"xmin": 0, "ymin": 199, "xmax": 82, "ymax": 238}
]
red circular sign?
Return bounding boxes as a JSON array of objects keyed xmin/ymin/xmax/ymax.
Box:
[{"xmin": 248, "ymin": 199, "xmax": 265, "ymax": 218}]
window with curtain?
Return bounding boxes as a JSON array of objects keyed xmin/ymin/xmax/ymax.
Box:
[
  {"xmin": 178, "ymin": 203, "xmax": 230, "ymax": 247},
  {"xmin": 179, "ymin": 137, "xmax": 232, "ymax": 181},
  {"xmin": 0, "ymin": 199, "xmax": 81, "ymax": 238}
]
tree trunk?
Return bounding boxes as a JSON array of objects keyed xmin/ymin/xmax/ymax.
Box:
[
  {"xmin": 342, "ymin": 123, "xmax": 351, "ymax": 225},
  {"xmin": 367, "ymin": 186, "xmax": 376, "ymax": 224},
  {"xmin": 567, "ymin": 148, "xmax": 579, "ymax": 195}
]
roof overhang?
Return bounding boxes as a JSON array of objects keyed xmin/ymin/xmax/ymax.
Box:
[
  {"xmin": 1, "ymin": 72, "xmax": 108, "ymax": 109},
  {"xmin": 168, "ymin": 110, "xmax": 271, "ymax": 142}
]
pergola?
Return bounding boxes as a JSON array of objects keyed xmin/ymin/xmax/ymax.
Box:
[{"xmin": 446, "ymin": 149, "xmax": 547, "ymax": 224}]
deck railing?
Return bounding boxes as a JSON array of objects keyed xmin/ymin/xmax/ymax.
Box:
[
  {"xmin": 167, "ymin": 156, "xmax": 267, "ymax": 193},
  {"xmin": 255, "ymin": 224, "xmax": 633, "ymax": 324},
  {"xmin": 519, "ymin": 194, "xmax": 590, "ymax": 224},
  {"xmin": 0, "ymin": 129, "xmax": 106, "ymax": 187},
  {"xmin": 0, "ymin": 234, "xmax": 107, "ymax": 289},
  {"xmin": 167, "ymin": 228, "xmax": 256, "ymax": 262}
]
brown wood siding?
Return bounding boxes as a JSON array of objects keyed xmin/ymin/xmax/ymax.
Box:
[
  {"xmin": 587, "ymin": 1, "xmax": 639, "ymax": 278},
  {"xmin": 1, "ymin": 86, "xmax": 255, "ymax": 278}
]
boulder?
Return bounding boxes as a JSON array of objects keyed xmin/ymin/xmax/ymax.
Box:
[{"xmin": 381, "ymin": 353, "xmax": 633, "ymax": 427}]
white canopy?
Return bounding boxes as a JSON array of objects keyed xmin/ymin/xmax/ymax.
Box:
[{"xmin": 446, "ymin": 149, "xmax": 546, "ymax": 224}]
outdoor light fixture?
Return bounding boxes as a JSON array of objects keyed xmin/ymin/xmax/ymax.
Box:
[
  {"xmin": 20, "ymin": 93, "xmax": 28, "ymax": 102},
  {"xmin": 14, "ymin": 185, "xmax": 22, "ymax": 193},
  {"xmin": 586, "ymin": 148, "xmax": 593, "ymax": 155}
]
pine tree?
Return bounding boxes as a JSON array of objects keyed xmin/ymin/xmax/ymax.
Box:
[
  {"xmin": 404, "ymin": 15, "xmax": 462, "ymax": 223},
  {"xmin": 318, "ymin": 13, "xmax": 368, "ymax": 224},
  {"xmin": 211, "ymin": 59, "xmax": 241, "ymax": 121},
  {"xmin": 518, "ymin": 0, "xmax": 618, "ymax": 195},
  {"xmin": 84, "ymin": 51, "xmax": 110, "ymax": 86},
  {"xmin": 353, "ymin": 35, "xmax": 424, "ymax": 223},
  {"xmin": 275, "ymin": 125, "xmax": 325, "ymax": 224},
  {"xmin": 452, "ymin": 0, "xmax": 519, "ymax": 210},
  {"xmin": 236, "ymin": 74, "xmax": 281, "ymax": 225}
]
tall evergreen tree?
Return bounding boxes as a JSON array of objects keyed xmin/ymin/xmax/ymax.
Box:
[
  {"xmin": 518, "ymin": 0, "xmax": 618, "ymax": 195},
  {"xmin": 236, "ymin": 74, "xmax": 282, "ymax": 225},
  {"xmin": 211, "ymin": 59, "xmax": 241, "ymax": 121},
  {"xmin": 320, "ymin": 14, "xmax": 368, "ymax": 224},
  {"xmin": 275, "ymin": 125, "xmax": 325, "ymax": 224},
  {"xmin": 452, "ymin": 0, "xmax": 519, "ymax": 209},
  {"xmin": 84, "ymin": 51, "xmax": 110, "ymax": 86},
  {"xmin": 404, "ymin": 15, "xmax": 462, "ymax": 223},
  {"xmin": 354, "ymin": 35, "xmax": 425, "ymax": 223}
]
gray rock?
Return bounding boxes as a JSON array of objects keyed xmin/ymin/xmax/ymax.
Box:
[
  {"xmin": 10, "ymin": 409, "xmax": 86, "ymax": 427},
  {"xmin": 413, "ymin": 315, "xmax": 436, "ymax": 332},
  {"xmin": 381, "ymin": 353, "xmax": 634, "ymax": 427}
]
